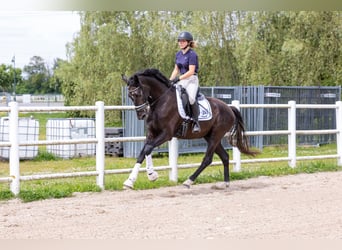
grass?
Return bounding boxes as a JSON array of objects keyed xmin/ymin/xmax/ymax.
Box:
[{"xmin": 0, "ymin": 143, "xmax": 340, "ymax": 202}]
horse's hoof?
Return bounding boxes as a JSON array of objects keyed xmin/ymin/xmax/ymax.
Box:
[
  {"xmin": 183, "ymin": 179, "xmax": 193, "ymax": 188},
  {"xmin": 147, "ymin": 171, "xmax": 158, "ymax": 182},
  {"xmin": 123, "ymin": 179, "xmax": 134, "ymax": 190},
  {"xmin": 211, "ymin": 182, "xmax": 230, "ymax": 190}
]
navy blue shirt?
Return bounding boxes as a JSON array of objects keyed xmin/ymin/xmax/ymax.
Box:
[{"xmin": 175, "ymin": 49, "xmax": 199, "ymax": 75}]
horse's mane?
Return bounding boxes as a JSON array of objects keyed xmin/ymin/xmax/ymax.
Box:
[{"xmin": 136, "ymin": 68, "xmax": 172, "ymax": 88}]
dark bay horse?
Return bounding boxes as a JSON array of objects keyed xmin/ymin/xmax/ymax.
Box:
[{"xmin": 122, "ymin": 68, "xmax": 257, "ymax": 189}]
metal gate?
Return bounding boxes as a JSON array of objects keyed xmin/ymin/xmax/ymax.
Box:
[{"xmin": 123, "ymin": 86, "xmax": 341, "ymax": 158}]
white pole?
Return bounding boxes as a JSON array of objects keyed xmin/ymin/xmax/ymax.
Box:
[
  {"xmin": 288, "ymin": 100, "xmax": 296, "ymax": 168},
  {"xmin": 9, "ymin": 101, "xmax": 20, "ymax": 195},
  {"xmin": 96, "ymin": 101, "xmax": 105, "ymax": 189},
  {"xmin": 232, "ymin": 100, "xmax": 241, "ymax": 172},
  {"xmin": 168, "ymin": 137, "xmax": 178, "ymax": 182},
  {"xmin": 336, "ymin": 101, "xmax": 342, "ymax": 166}
]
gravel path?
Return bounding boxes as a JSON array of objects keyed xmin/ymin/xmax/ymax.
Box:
[{"xmin": 1, "ymin": 171, "xmax": 342, "ymax": 239}]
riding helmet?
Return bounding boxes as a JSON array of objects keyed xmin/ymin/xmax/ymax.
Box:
[{"xmin": 178, "ymin": 31, "xmax": 193, "ymax": 41}]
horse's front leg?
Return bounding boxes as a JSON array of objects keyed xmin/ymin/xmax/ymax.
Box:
[
  {"xmin": 145, "ymin": 154, "xmax": 159, "ymax": 182},
  {"xmin": 123, "ymin": 143, "xmax": 154, "ymax": 189},
  {"xmin": 123, "ymin": 130, "xmax": 170, "ymax": 189}
]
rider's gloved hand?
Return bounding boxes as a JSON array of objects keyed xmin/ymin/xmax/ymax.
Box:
[{"xmin": 170, "ymin": 76, "xmax": 180, "ymax": 85}]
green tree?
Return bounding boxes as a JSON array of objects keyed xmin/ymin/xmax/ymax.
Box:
[
  {"xmin": 191, "ymin": 11, "xmax": 240, "ymax": 86},
  {"xmin": 56, "ymin": 11, "xmax": 184, "ymax": 123},
  {"xmin": 279, "ymin": 11, "xmax": 341, "ymax": 86},
  {"xmin": 0, "ymin": 64, "xmax": 22, "ymax": 93},
  {"xmin": 49, "ymin": 58, "xmax": 64, "ymax": 94},
  {"xmin": 19, "ymin": 56, "xmax": 54, "ymax": 94},
  {"xmin": 234, "ymin": 11, "xmax": 341, "ymax": 86},
  {"xmin": 55, "ymin": 10, "xmax": 341, "ymax": 124}
]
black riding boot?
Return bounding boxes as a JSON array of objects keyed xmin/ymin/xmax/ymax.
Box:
[{"xmin": 190, "ymin": 101, "xmax": 201, "ymax": 133}]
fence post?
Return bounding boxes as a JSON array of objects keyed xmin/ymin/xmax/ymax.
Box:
[
  {"xmin": 336, "ymin": 101, "xmax": 342, "ymax": 166},
  {"xmin": 96, "ymin": 101, "xmax": 105, "ymax": 189},
  {"xmin": 231, "ymin": 100, "xmax": 241, "ymax": 172},
  {"xmin": 9, "ymin": 102, "xmax": 20, "ymax": 195},
  {"xmin": 288, "ymin": 100, "xmax": 296, "ymax": 168},
  {"xmin": 168, "ymin": 137, "xmax": 178, "ymax": 182}
]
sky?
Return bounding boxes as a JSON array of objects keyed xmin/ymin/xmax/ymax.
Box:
[{"xmin": 0, "ymin": 11, "xmax": 81, "ymax": 69}]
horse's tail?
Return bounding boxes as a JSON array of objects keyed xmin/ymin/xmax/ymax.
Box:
[{"xmin": 228, "ymin": 106, "xmax": 259, "ymax": 157}]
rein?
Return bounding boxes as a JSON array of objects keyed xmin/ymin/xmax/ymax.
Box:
[
  {"xmin": 129, "ymin": 82, "xmax": 173, "ymax": 110},
  {"xmin": 148, "ymin": 85, "xmax": 173, "ymax": 107}
]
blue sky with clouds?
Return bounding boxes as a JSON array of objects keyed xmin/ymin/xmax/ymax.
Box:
[{"xmin": 0, "ymin": 11, "xmax": 80, "ymax": 69}]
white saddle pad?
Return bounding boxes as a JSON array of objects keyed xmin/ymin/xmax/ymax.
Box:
[{"xmin": 175, "ymin": 85, "xmax": 212, "ymax": 121}]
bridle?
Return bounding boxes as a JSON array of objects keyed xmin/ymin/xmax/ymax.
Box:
[
  {"xmin": 128, "ymin": 82, "xmax": 173, "ymax": 113},
  {"xmin": 128, "ymin": 86, "xmax": 149, "ymax": 112}
]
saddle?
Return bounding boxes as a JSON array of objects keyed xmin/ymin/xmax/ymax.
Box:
[
  {"xmin": 174, "ymin": 85, "xmax": 212, "ymax": 136},
  {"xmin": 175, "ymin": 85, "xmax": 212, "ymax": 121}
]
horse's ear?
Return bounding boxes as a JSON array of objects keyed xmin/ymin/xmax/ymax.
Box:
[
  {"xmin": 121, "ymin": 74, "xmax": 129, "ymax": 85},
  {"xmin": 133, "ymin": 74, "xmax": 139, "ymax": 84}
]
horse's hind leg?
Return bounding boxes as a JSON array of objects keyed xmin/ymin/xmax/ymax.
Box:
[
  {"xmin": 183, "ymin": 142, "xmax": 229, "ymax": 189},
  {"xmin": 213, "ymin": 143, "xmax": 230, "ymax": 189},
  {"xmin": 183, "ymin": 153, "xmax": 214, "ymax": 188},
  {"xmin": 183, "ymin": 142, "xmax": 217, "ymax": 188}
]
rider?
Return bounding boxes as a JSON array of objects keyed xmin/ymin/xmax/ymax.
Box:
[{"xmin": 170, "ymin": 31, "xmax": 201, "ymax": 133}]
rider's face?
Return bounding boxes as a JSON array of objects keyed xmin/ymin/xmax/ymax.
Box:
[{"xmin": 178, "ymin": 39, "xmax": 188, "ymax": 49}]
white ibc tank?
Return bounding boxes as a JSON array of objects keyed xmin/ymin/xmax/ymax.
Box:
[
  {"xmin": 46, "ymin": 118, "xmax": 95, "ymax": 159},
  {"xmin": 0, "ymin": 117, "xmax": 39, "ymax": 159}
]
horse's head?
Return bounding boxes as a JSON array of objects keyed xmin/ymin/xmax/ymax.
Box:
[
  {"xmin": 122, "ymin": 69, "xmax": 172, "ymax": 120},
  {"xmin": 122, "ymin": 74, "xmax": 150, "ymax": 120}
]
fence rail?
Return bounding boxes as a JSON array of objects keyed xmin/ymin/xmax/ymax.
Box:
[{"xmin": 0, "ymin": 100, "xmax": 341, "ymax": 195}]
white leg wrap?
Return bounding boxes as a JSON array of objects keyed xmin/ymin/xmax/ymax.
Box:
[
  {"xmin": 123, "ymin": 163, "xmax": 141, "ymax": 189},
  {"xmin": 145, "ymin": 154, "xmax": 158, "ymax": 181},
  {"xmin": 147, "ymin": 171, "xmax": 159, "ymax": 181},
  {"xmin": 128, "ymin": 163, "xmax": 141, "ymax": 181},
  {"xmin": 145, "ymin": 154, "xmax": 154, "ymax": 173}
]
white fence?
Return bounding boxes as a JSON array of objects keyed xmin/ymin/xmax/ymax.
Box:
[{"xmin": 0, "ymin": 100, "xmax": 341, "ymax": 195}]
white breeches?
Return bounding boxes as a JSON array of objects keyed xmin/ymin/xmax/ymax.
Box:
[{"xmin": 177, "ymin": 75, "xmax": 199, "ymax": 105}]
